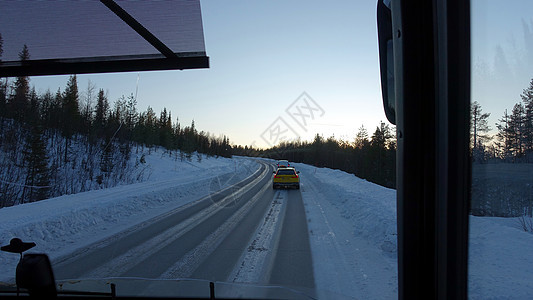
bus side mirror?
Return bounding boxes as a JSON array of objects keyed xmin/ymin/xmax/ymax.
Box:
[{"xmin": 377, "ymin": 0, "xmax": 396, "ymax": 125}]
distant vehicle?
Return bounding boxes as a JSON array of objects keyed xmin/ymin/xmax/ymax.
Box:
[
  {"xmin": 276, "ymin": 160, "xmax": 290, "ymax": 168},
  {"xmin": 272, "ymin": 167, "xmax": 300, "ymax": 189}
]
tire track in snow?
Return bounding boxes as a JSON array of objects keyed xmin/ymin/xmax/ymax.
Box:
[
  {"xmin": 300, "ymin": 169, "xmax": 367, "ymax": 298},
  {"xmin": 159, "ymin": 175, "xmax": 272, "ymax": 279},
  {"xmin": 228, "ymin": 190, "xmax": 286, "ymax": 283},
  {"xmin": 54, "ymin": 161, "xmax": 268, "ymax": 280}
]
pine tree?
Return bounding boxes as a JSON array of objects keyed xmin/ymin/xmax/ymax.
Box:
[
  {"xmin": 22, "ymin": 123, "xmax": 50, "ymax": 203},
  {"xmin": 61, "ymin": 75, "xmax": 81, "ymax": 138},
  {"xmin": 496, "ymin": 109, "xmax": 513, "ymax": 159},
  {"xmin": 125, "ymin": 93, "xmax": 138, "ymax": 132},
  {"xmin": 371, "ymin": 122, "xmax": 393, "ymax": 149},
  {"xmin": 9, "ymin": 45, "xmax": 30, "ymax": 121},
  {"xmin": 45, "ymin": 88, "xmax": 63, "ymax": 130},
  {"xmin": 158, "ymin": 108, "xmax": 173, "ymax": 149},
  {"xmin": 470, "ymin": 101, "xmax": 491, "ymax": 162},
  {"xmin": 28, "ymin": 87, "xmax": 39, "ymax": 122},
  {"xmin": 144, "ymin": 106, "xmax": 158, "ymax": 148},
  {"xmin": 509, "ymin": 103, "xmax": 526, "ymax": 157},
  {"xmin": 369, "ymin": 122, "xmax": 394, "ymax": 185},
  {"xmin": 58, "ymin": 75, "xmax": 81, "ymax": 164},
  {"xmin": 94, "ymin": 89, "xmax": 109, "ymax": 138},
  {"xmin": 354, "ymin": 125, "xmax": 370, "ymax": 149},
  {"xmin": 520, "ymin": 78, "xmax": 533, "ymax": 154},
  {"xmin": 80, "ymin": 80, "xmax": 96, "ymax": 137},
  {"xmin": 99, "ymin": 136, "xmax": 114, "ymax": 185}
]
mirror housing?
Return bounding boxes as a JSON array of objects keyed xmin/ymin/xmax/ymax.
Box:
[{"xmin": 377, "ymin": 0, "xmax": 396, "ymax": 125}]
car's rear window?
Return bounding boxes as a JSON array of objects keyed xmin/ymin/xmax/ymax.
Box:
[{"xmin": 277, "ymin": 169, "xmax": 296, "ymax": 175}]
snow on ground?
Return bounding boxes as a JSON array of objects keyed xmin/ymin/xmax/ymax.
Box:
[
  {"xmin": 468, "ymin": 216, "xmax": 533, "ymax": 300},
  {"xmin": 1, "ymin": 153, "xmax": 533, "ymax": 299},
  {"xmin": 0, "ymin": 150, "xmax": 260, "ymax": 283},
  {"xmin": 294, "ymin": 162, "xmax": 533, "ymax": 299},
  {"xmin": 294, "ymin": 162, "xmax": 398, "ymax": 299}
]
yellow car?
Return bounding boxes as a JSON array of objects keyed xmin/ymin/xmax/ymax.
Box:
[{"xmin": 272, "ymin": 167, "xmax": 300, "ymax": 189}]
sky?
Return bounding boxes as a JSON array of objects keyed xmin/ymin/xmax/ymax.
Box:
[
  {"xmin": 25, "ymin": 0, "xmax": 384, "ymax": 149},
  {"xmin": 17, "ymin": 0, "xmax": 533, "ymax": 148},
  {"xmin": 471, "ymin": 0, "xmax": 533, "ymax": 135}
]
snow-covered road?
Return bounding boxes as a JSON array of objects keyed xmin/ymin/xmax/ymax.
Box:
[{"xmin": 1, "ymin": 150, "xmax": 533, "ymax": 299}]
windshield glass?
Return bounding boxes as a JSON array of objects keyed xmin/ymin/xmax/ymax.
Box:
[
  {"xmin": 276, "ymin": 169, "xmax": 296, "ymax": 176},
  {"xmin": 469, "ymin": 0, "xmax": 533, "ymax": 298},
  {"xmin": 0, "ymin": 1, "xmax": 398, "ymax": 299}
]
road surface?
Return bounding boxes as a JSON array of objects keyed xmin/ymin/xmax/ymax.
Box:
[{"xmin": 52, "ymin": 161, "xmax": 315, "ymax": 298}]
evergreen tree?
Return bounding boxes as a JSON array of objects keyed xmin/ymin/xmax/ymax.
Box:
[
  {"xmin": 509, "ymin": 103, "xmax": 526, "ymax": 157},
  {"xmin": 80, "ymin": 80, "xmax": 96, "ymax": 136},
  {"xmin": 28, "ymin": 87, "xmax": 39, "ymax": 122},
  {"xmin": 158, "ymin": 108, "xmax": 173, "ymax": 149},
  {"xmin": 61, "ymin": 75, "xmax": 81, "ymax": 138},
  {"xmin": 99, "ymin": 137, "xmax": 114, "ymax": 184},
  {"xmin": 125, "ymin": 93, "xmax": 138, "ymax": 133},
  {"xmin": 369, "ymin": 122, "xmax": 395, "ymax": 186},
  {"xmin": 40, "ymin": 89, "xmax": 54, "ymax": 128},
  {"xmin": 520, "ymin": 78, "xmax": 533, "ymax": 153},
  {"xmin": 144, "ymin": 106, "xmax": 158, "ymax": 148},
  {"xmin": 9, "ymin": 45, "xmax": 30, "ymax": 121},
  {"xmin": 371, "ymin": 121, "xmax": 393, "ymax": 149},
  {"xmin": 496, "ymin": 109, "xmax": 513, "ymax": 159},
  {"xmin": 94, "ymin": 89, "xmax": 109, "ymax": 138},
  {"xmin": 354, "ymin": 125, "xmax": 370, "ymax": 149},
  {"xmin": 470, "ymin": 101, "xmax": 491, "ymax": 161},
  {"xmin": 50, "ymin": 88, "xmax": 63, "ymax": 129},
  {"xmin": 22, "ymin": 123, "xmax": 50, "ymax": 203}
]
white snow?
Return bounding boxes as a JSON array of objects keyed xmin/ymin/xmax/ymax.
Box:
[
  {"xmin": 0, "ymin": 150, "xmax": 259, "ymax": 282},
  {"xmin": 295, "ymin": 162, "xmax": 398, "ymax": 299},
  {"xmin": 1, "ymin": 153, "xmax": 532, "ymax": 299}
]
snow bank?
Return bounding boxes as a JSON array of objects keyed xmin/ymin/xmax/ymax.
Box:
[
  {"xmin": 0, "ymin": 151, "xmax": 260, "ymax": 283},
  {"xmin": 296, "ymin": 162, "xmax": 533, "ymax": 299},
  {"xmin": 469, "ymin": 216, "xmax": 533, "ymax": 299},
  {"xmin": 297, "ymin": 163, "xmax": 397, "ymax": 252},
  {"xmin": 294, "ymin": 162, "xmax": 398, "ymax": 299}
]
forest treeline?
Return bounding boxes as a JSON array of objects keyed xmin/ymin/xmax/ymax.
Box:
[
  {"xmin": 234, "ymin": 122, "xmax": 397, "ymax": 189},
  {"xmin": 470, "ymin": 78, "xmax": 533, "ymax": 163},
  {"xmin": 469, "ymin": 78, "xmax": 533, "ymax": 217},
  {"xmin": 0, "ymin": 46, "xmax": 231, "ymax": 207},
  {"xmin": 4, "ymin": 43, "xmax": 531, "ymax": 217}
]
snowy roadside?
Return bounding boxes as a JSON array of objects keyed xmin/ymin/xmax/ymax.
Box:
[
  {"xmin": 294, "ymin": 162, "xmax": 533, "ymax": 299},
  {"xmin": 0, "ymin": 151, "xmax": 260, "ymax": 283},
  {"xmin": 468, "ymin": 216, "xmax": 533, "ymax": 299},
  {"xmin": 294, "ymin": 162, "xmax": 398, "ymax": 299}
]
